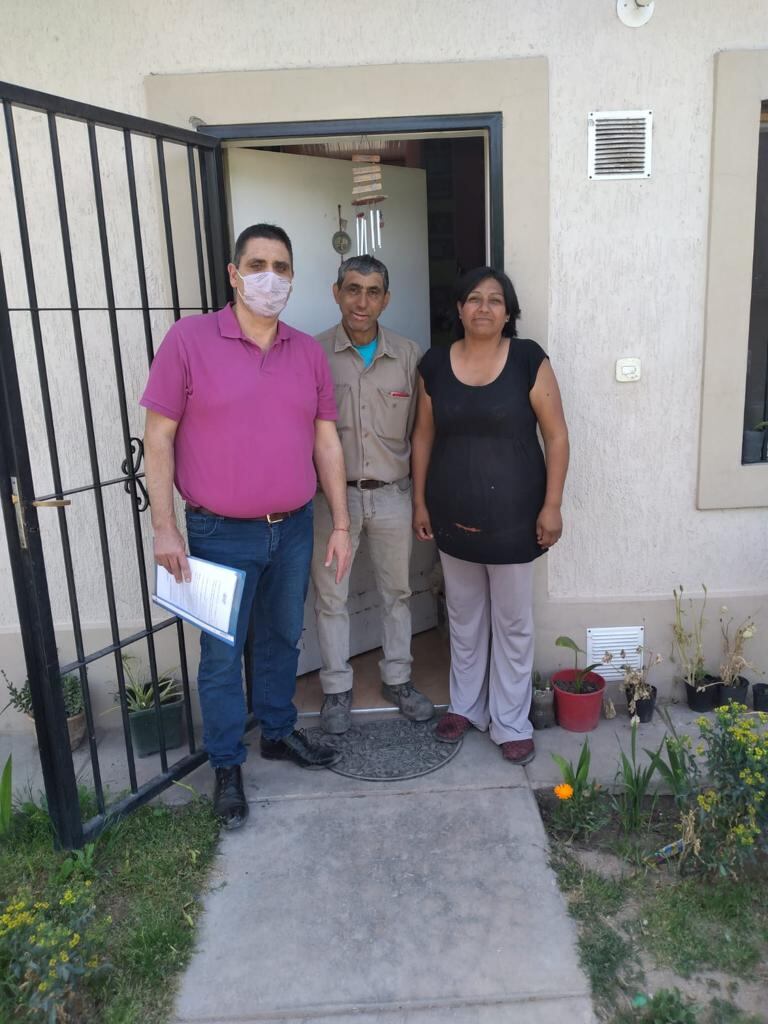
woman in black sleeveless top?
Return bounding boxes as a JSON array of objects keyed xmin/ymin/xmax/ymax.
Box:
[{"xmin": 412, "ymin": 268, "xmax": 569, "ymax": 765}]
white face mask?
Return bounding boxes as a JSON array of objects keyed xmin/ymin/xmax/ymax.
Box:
[{"xmin": 236, "ymin": 270, "xmax": 292, "ymax": 317}]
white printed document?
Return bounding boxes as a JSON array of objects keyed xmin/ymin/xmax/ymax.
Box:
[{"xmin": 153, "ymin": 556, "xmax": 245, "ymax": 646}]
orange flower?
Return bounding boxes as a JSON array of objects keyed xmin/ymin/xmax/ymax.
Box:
[{"xmin": 554, "ymin": 783, "xmax": 574, "ymax": 800}]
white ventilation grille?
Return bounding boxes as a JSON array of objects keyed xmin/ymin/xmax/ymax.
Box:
[
  {"xmin": 586, "ymin": 626, "xmax": 645, "ymax": 682},
  {"xmin": 588, "ymin": 110, "xmax": 652, "ymax": 180}
]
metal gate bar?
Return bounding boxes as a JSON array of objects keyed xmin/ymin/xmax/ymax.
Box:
[{"xmin": 0, "ymin": 79, "xmax": 228, "ymax": 846}]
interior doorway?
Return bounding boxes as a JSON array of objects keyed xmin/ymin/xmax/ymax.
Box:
[{"xmin": 201, "ymin": 117, "xmax": 499, "ymax": 712}]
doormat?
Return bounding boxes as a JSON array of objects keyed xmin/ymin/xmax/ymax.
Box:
[{"xmin": 304, "ymin": 717, "xmax": 463, "ymax": 781}]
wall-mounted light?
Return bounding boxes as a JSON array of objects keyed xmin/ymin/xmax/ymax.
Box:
[{"xmin": 617, "ymin": 0, "xmax": 655, "ymax": 28}]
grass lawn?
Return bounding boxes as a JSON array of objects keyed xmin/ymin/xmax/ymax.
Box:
[
  {"xmin": 0, "ymin": 788, "xmax": 220, "ymax": 1023},
  {"xmin": 537, "ymin": 792, "xmax": 768, "ymax": 1024}
]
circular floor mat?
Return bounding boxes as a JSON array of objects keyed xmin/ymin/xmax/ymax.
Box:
[{"xmin": 304, "ymin": 717, "xmax": 463, "ymax": 781}]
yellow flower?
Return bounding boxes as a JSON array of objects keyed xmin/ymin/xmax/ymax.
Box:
[
  {"xmin": 59, "ymin": 889, "xmax": 76, "ymax": 906},
  {"xmin": 86, "ymin": 956, "xmax": 99, "ymax": 969},
  {"xmin": 554, "ymin": 783, "xmax": 574, "ymax": 800},
  {"xmin": 69, "ymin": 933, "xmax": 80, "ymax": 948},
  {"xmin": 38, "ymin": 981, "xmax": 49, "ymax": 993},
  {"xmin": 59, "ymin": 951, "xmax": 69, "ymax": 963}
]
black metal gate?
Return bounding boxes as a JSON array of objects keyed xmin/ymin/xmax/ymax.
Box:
[{"xmin": 0, "ymin": 81, "xmax": 229, "ymax": 848}]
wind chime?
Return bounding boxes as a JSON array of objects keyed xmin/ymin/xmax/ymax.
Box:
[{"xmin": 352, "ymin": 153, "xmax": 387, "ymax": 256}]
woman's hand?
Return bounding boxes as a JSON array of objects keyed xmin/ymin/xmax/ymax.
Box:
[
  {"xmin": 413, "ymin": 501, "xmax": 434, "ymax": 541},
  {"xmin": 536, "ymin": 503, "xmax": 562, "ymax": 548}
]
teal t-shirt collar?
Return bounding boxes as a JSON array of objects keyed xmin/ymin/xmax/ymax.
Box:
[{"xmin": 353, "ymin": 337, "xmax": 378, "ymax": 368}]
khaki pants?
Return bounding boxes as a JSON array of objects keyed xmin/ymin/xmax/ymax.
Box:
[{"xmin": 311, "ymin": 481, "xmax": 413, "ymax": 694}]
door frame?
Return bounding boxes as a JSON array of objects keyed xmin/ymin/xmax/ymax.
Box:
[{"xmin": 198, "ymin": 113, "xmax": 504, "ymax": 269}]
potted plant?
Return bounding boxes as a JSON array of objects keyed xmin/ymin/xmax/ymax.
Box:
[
  {"xmin": 717, "ymin": 610, "xmax": 754, "ymax": 706},
  {"xmin": 753, "ymin": 682, "xmax": 768, "ymax": 712},
  {"xmin": 671, "ymin": 585, "xmax": 720, "ymax": 711},
  {"xmin": 119, "ymin": 655, "xmax": 184, "ymax": 758},
  {"xmin": 607, "ymin": 646, "xmax": 662, "ymax": 724},
  {"xmin": 551, "ymin": 636, "xmax": 606, "ymax": 732},
  {"xmin": 530, "ymin": 670, "xmax": 555, "ymax": 730},
  {"xmin": 741, "ymin": 420, "xmax": 768, "ymax": 464},
  {"xmin": 1, "ymin": 669, "xmax": 87, "ymax": 751}
]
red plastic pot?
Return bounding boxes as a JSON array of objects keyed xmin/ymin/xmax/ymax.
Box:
[{"xmin": 552, "ymin": 669, "xmax": 606, "ymax": 732}]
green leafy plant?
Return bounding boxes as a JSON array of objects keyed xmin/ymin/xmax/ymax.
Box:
[
  {"xmin": 551, "ymin": 739, "xmax": 606, "ymax": 836},
  {"xmin": 628, "ymin": 988, "xmax": 697, "ymax": 1023},
  {"xmin": 119, "ymin": 655, "xmax": 179, "ymax": 713},
  {"xmin": 0, "ymin": 754, "xmax": 11, "ymax": 835},
  {"xmin": 532, "ymin": 670, "xmax": 552, "ymax": 692},
  {"xmin": 554, "ymin": 635, "xmax": 603, "ymax": 694},
  {"xmin": 681, "ymin": 704, "xmax": 768, "ymax": 877},
  {"xmin": 0, "ymin": 881, "xmax": 110, "ymax": 1022},
  {"xmin": 645, "ymin": 708, "xmax": 700, "ymax": 808},
  {"xmin": 671, "ymin": 584, "xmax": 712, "ymax": 690},
  {"xmin": 1, "ymin": 670, "xmax": 84, "ymax": 718},
  {"xmin": 613, "ymin": 723, "xmax": 658, "ymax": 833},
  {"xmin": 56, "ymin": 844, "xmax": 96, "ymax": 884}
]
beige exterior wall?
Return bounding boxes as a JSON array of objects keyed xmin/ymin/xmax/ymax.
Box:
[{"xmin": 1, "ymin": 1, "xmax": 767, "ymax": 708}]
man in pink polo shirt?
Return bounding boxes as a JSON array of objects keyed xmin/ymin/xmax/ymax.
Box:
[{"xmin": 141, "ymin": 223, "xmax": 352, "ymax": 829}]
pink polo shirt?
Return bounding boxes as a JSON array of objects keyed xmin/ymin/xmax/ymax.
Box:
[{"xmin": 140, "ymin": 304, "xmax": 337, "ymax": 517}]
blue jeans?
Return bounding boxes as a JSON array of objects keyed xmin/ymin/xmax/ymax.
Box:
[{"xmin": 186, "ymin": 503, "xmax": 313, "ymax": 767}]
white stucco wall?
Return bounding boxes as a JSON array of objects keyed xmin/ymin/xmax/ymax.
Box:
[{"xmin": 1, "ymin": 2, "xmax": 767, "ymax": 662}]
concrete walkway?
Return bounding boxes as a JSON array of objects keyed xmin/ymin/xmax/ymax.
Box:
[
  {"xmin": 171, "ymin": 723, "xmax": 595, "ymax": 1024},
  {"xmin": 2, "ymin": 704, "xmax": 707, "ymax": 1024}
]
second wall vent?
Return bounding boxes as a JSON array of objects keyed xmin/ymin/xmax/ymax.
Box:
[
  {"xmin": 586, "ymin": 626, "xmax": 645, "ymax": 682},
  {"xmin": 588, "ymin": 110, "xmax": 652, "ymax": 180}
]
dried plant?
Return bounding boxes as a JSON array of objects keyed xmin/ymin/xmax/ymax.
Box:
[
  {"xmin": 671, "ymin": 584, "xmax": 708, "ymax": 689},
  {"xmin": 603, "ymin": 646, "xmax": 662, "ymax": 720},
  {"xmin": 719, "ymin": 610, "xmax": 755, "ymax": 685}
]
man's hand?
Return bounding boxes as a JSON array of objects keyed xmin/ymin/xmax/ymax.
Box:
[
  {"xmin": 154, "ymin": 524, "xmax": 191, "ymax": 583},
  {"xmin": 413, "ymin": 502, "xmax": 434, "ymax": 541},
  {"xmin": 324, "ymin": 528, "xmax": 352, "ymax": 584},
  {"xmin": 536, "ymin": 503, "xmax": 563, "ymax": 548}
]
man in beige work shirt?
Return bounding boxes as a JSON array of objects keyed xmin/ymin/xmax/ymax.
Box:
[{"xmin": 312, "ymin": 255, "xmax": 434, "ymax": 734}]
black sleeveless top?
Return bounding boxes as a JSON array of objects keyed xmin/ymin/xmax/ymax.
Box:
[{"xmin": 418, "ymin": 339, "xmax": 549, "ymax": 565}]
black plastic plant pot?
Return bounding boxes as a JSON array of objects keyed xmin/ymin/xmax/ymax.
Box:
[
  {"xmin": 753, "ymin": 684, "xmax": 768, "ymax": 712},
  {"xmin": 685, "ymin": 677, "xmax": 720, "ymax": 712},
  {"xmin": 717, "ymin": 677, "xmax": 750, "ymax": 708},
  {"xmin": 632, "ymin": 685, "xmax": 657, "ymax": 724},
  {"xmin": 128, "ymin": 698, "xmax": 184, "ymax": 758}
]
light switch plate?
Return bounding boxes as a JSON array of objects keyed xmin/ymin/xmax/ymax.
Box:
[{"xmin": 616, "ymin": 357, "xmax": 641, "ymax": 382}]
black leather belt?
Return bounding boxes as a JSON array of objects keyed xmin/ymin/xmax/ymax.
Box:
[
  {"xmin": 347, "ymin": 479, "xmax": 388, "ymax": 490},
  {"xmin": 185, "ymin": 502, "xmax": 300, "ymax": 524}
]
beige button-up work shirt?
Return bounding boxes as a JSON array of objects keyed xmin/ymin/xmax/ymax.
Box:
[{"xmin": 315, "ymin": 323, "xmax": 421, "ymax": 483}]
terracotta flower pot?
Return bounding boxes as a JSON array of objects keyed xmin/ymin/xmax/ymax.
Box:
[
  {"xmin": 552, "ymin": 669, "xmax": 606, "ymax": 732},
  {"xmin": 26, "ymin": 711, "xmax": 87, "ymax": 752},
  {"xmin": 66, "ymin": 711, "xmax": 87, "ymax": 751}
]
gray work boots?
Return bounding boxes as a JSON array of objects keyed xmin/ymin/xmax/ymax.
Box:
[{"xmin": 320, "ymin": 689, "xmax": 354, "ymax": 734}]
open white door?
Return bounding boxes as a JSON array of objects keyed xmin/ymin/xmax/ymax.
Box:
[{"xmin": 227, "ymin": 147, "xmax": 436, "ymax": 672}]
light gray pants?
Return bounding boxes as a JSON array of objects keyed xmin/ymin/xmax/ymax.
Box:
[
  {"xmin": 440, "ymin": 551, "xmax": 535, "ymax": 744},
  {"xmin": 311, "ymin": 481, "xmax": 413, "ymax": 694}
]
